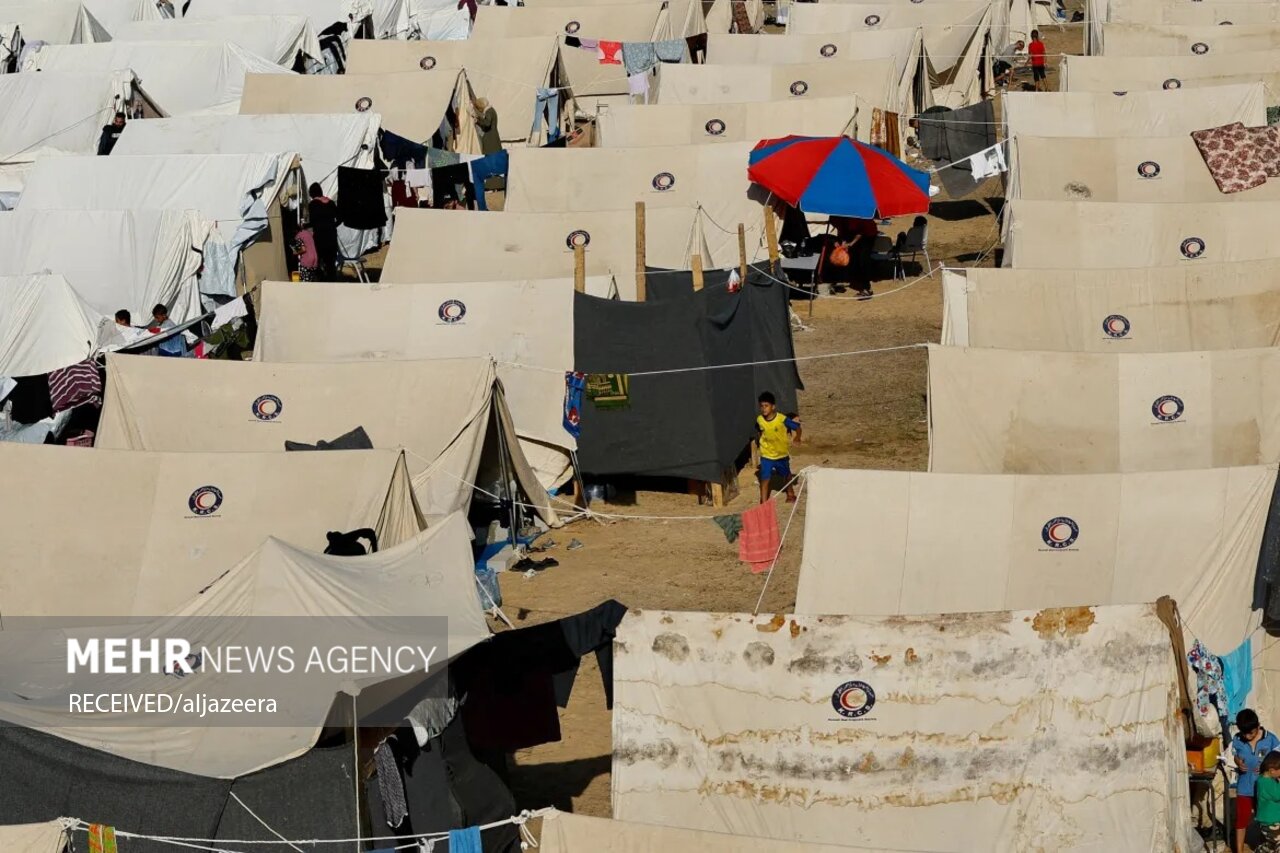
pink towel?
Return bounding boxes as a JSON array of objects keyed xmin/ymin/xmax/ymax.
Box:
[
  {"xmin": 739, "ymin": 502, "xmax": 780, "ymax": 573},
  {"xmin": 598, "ymin": 40, "xmax": 622, "ymax": 64}
]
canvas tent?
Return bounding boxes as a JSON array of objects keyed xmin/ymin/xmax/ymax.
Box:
[
  {"xmin": 181, "ymin": 0, "xmax": 406, "ymax": 42},
  {"xmin": 0, "ymin": 209, "xmax": 208, "ymax": 322},
  {"xmin": 539, "ymin": 811, "xmax": 865, "ymax": 853},
  {"xmin": 1001, "ymin": 82, "xmax": 1266, "ymax": 139},
  {"xmin": 613, "ymin": 605, "xmax": 1190, "ymax": 852},
  {"xmin": 0, "ymin": 274, "xmax": 108, "ymax": 377},
  {"xmin": 399, "ymin": 0, "xmax": 470, "ymax": 40},
  {"xmin": 0, "ymin": 443, "xmax": 423, "ymax": 619},
  {"xmin": 0, "ymin": 820, "xmax": 69, "ymax": 852},
  {"xmin": 595, "ymin": 96, "xmax": 864, "ymax": 147},
  {"xmin": 927, "ymin": 343, "xmax": 1280, "ymax": 474},
  {"xmin": 17, "ymin": 152, "xmax": 299, "ymax": 291},
  {"xmin": 941, "ymin": 263, "xmax": 1280, "ymax": 351},
  {"xmin": 21, "ymin": 41, "xmax": 290, "ymax": 115},
  {"xmin": 81, "ymin": 0, "xmax": 163, "ymax": 30},
  {"xmin": 0, "ymin": 0, "xmax": 107, "ymax": 43},
  {"xmin": 1007, "ymin": 134, "xmax": 1280, "ymax": 203},
  {"xmin": 346, "ymin": 37, "xmax": 559, "ymax": 143},
  {"xmin": 794, "ymin": 465, "xmax": 1272, "ymax": 655},
  {"xmin": 1099, "ymin": 22, "xmax": 1280, "ymax": 56},
  {"xmin": 1061, "ymin": 51, "xmax": 1280, "ymax": 92},
  {"xmin": 1001, "ymin": 199, "xmax": 1280, "ymax": 268},
  {"xmin": 96, "ymin": 354, "xmax": 563, "ymax": 524},
  {"xmin": 108, "ymin": 16, "xmax": 324, "ymax": 69},
  {"xmin": 1091, "ymin": 0, "xmax": 1280, "ymax": 53},
  {"xmin": 381, "ymin": 207, "xmax": 713, "ymax": 299},
  {"xmin": 0, "ymin": 71, "xmax": 160, "ymax": 164},
  {"xmin": 239, "ymin": 70, "xmax": 477, "ymax": 150},
  {"xmin": 654, "ymin": 58, "xmax": 898, "ymax": 111}
]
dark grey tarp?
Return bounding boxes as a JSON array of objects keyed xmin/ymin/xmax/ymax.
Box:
[
  {"xmin": 1252, "ymin": 474, "xmax": 1280, "ymax": 624},
  {"xmin": 917, "ymin": 100, "xmax": 996, "ymax": 197},
  {"xmin": 284, "ymin": 425, "xmax": 375, "ymax": 451},
  {"xmin": 217, "ymin": 745, "xmax": 357, "ymax": 851},
  {"xmin": 574, "ymin": 266, "xmax": 801, "ymax": 481}
]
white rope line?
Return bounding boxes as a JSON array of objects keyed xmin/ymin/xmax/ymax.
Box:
[
  {"xmin": 229, "ymin": 793, "xmax": 305, "ymax": 853},
  {"xmin": 752, "ymin": 470, "xmax": 808, "ymax": 617}
]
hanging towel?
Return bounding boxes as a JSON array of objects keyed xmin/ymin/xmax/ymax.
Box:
[
  {"xmin": 448, "ymin": 825, "xmax": 483, "ymax": 853},
  {"xmin": 712, "ymin": 513, "xmax": 742, "ymax": 543},
  {"xmin": 467, "ymin": 149, "xmax": 509, "ymax": 209},
  {"xmin": 731, "ymin": 0, "xmax": 753, "ymax": 33},
  {"xmin": 1188, "ymin": 639, "xmax": 1228, "ymax": 723},
  {"xmin": 563, "ymin": 371, "xmax": 585, "ymax": 438},
  {"xmin": 655, "ymin": 38, "xmax": 687, "ymax": 63},
  {"xmin": 577, "ymin": 37, "xmax": 599, "ymax": 50},
  {"xmin": 337, "ymin": 166, "xmax": 388, "ymax": 229},
  {"xmin": 621, "ymin": 41, "xmax": 657, "ymax": 75},
  {"xmin": 1222, "ymin": 636, "xmax": 1253, "ymax": 718},
  {"xmin": 739, "ymin": 502, "xmax": 780, "ymax": 573},
  {"xmin": 869, "ymin": 108, "xmax": 887, "ymax": 149},
  {"xmin": 374, "ymin": 739, "xmax": 408, "ymax": 828},
  {"xmin": 685, "ymin": 32, "xmax": 708, "ymax": 63},
  {"xmin": 48, "ymin": 358, "xmax": 102, "ymax": 413},
  {"xmin": 88, "ymin": 825, "xmax": 117, "ymax": 853},
  {"xmin": 627, "ymin": 72, "xmax": 650, "ymax": 98},
  {"xmin": 598, "ymin": 40, "xmax": 622, "ymax": 64},
  {"xmin": 884, "ymin": 111, "xmax": 902, "ymax": 157},
  {"xmin": 969, "ymin": 142, "xmax": 1008, "ymax": 181}
]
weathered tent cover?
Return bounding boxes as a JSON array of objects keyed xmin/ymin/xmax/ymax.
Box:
[
  {"xmin": 941, "ymin": 263, "xmax": 1280, "ymax": 351},
  {"xmin": 655, "ymin": 58, "xmax": 897, "ymax": 110},
  {"xmin": 346, "ymin": 37, "xmax": 557, "ymax": 143},
  {"xmin": 796, "ymin": 465, "xmax": 1271, "ymax": 654},
  {"xmin": 0, "ymin": 512, "xmax": 486, "ymax": 777},
  {"xmin": 927, "ymin": 343, "xmax": 1280, "ymax": 474},
  {"xmin": 1096, "ymin": 0, "xmax": 1280, "ymax": 49},
  {"xmin": 381, "ymin": 207, "xmax": 713, "ymax": 299},
  {"xmin": 574, "ymin": 267, "xmax": 800, "ymax": 481},
  {"xmin": 1008, "ymin": 134, "xmax": 1280, "ymax": 203},
  {"xmin": 0, "ymin": 0, "xmax": 107, "ymax": 42},
  {"xmin": 0, "ymin": 275, "xmax": 107, "ymax": 377},
  {"xmin": 0, "ymin": 209, "xmax": 208, "ymax": 322},
  {"xmin": 0, "ymin": 443, "xmax": 423, "ymax": 618},
  {"xmin": 1100, "ymin": 22, "xmax": 1280, "ymax": 55},
  {"xmin": 0, "ymin": 71, "xmax": 154, "ymax": 163},
  {"xmin": 182, "ymin": 0, "xmax": 409, "ymax": 42},
  {"xmin": 613, "ymin": 605, "xmax": 1190, "ymax": 852},
  {"xmin": 239, "ymin": 70, "xmax": 474, "ymax": 147},
  {"xmin": 1002, "ymin": 82, "xmax": 1266, "ymax": 138},
  {"xmin": 98, "ymin": 354, "xmax": 561, "ymax": 523},
  {"xmin": 596, "ymin": 95, "xmax": 863, "ymax": 147},
  {"xmin": 540, "ymin": 810, "xmax": 866, "ymax": 853},
  {"xmin": 0, "ymin": 820, "xmax": 68, "ymax": 853},
  {"xmin": 1062, "ymin": 51, "xmax": 1280, "ymax": 92},
  {"xmin": 22, "ymin": 41, "xmax": 290, "ymax": 115},
  {"xmin": 1002, "ymin": 199, "xmax": 1280, "ymax": 268},
  {"xmin": 109, "ymin": 16, "xmax": 323, "ymax": 68},
  {"xmin": 81, "ymin": 0, "xmax": 163, "ymax": 30},
  {"xmin": 114, "ymin": 113, "xmax": 379, "ymax": 198}
]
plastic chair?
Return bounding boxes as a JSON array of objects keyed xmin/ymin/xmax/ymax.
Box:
[{"xmin": 899, "ymin": 221, "xmax": 931, "ymax": 275}]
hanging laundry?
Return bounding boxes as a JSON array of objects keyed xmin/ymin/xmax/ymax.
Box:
[
  {"xmin": 585, "ymin": 373, "xmax": 629, "ymax": 409},
  {"xmin": 598, "ymin": 40, "xmax": 622, "ymax": 64},
  {"xmin": 210, "ymin": 296, "xmax": 247, "ymax": 330},
  {"xmin": 448, "ymin": 826, "xmax": 483, "ymax": 853},
  {"xmin": 405, "ymin": 167, "xmax": 432, "ymax": 189},
  {"xmin": 48, "ymin": 359, "xmax": 102, "ymax": 414},
  {"xmin": 969, "ymin": 142, "xmax": 1008, "ymax": 181},
  {"xmin": 532, "ymin": 87, "xmax": 562, "ymax": 140},
  {"xmin": 730, "ymin": 0, "xmax": 753, "ymax": 33},
  {"xmin": 883, "ymin": 111, "xmax": 902, "ymax": 157},
  {"xmin": 555, "ymin": 598, "xmax": 628, "ymax": 709},
  {"xmin": 685, "ymin": 32, "xmax": 708, "ymax": 64},
  {"xmin": 0, "ymin": 376, "xmax": 15, "ymax": 404},
  {"xmin": 427, "ymin": 146, "xmax": 461, "ymax": 168},
  {"xmin": 4, "ymin": 373, "xmax": 52, "ymax": 424},
  {"xmin": 381, "ymin": 130, "xmax": 427, "ymax": 169},
  {"xmin": 337, "ymin": 166, "xmax": 388, "ymax": 229},
  {"xmin": 374, "ymin": 739, "xmax": 408, "ymax": 828},
  {"xmin": 655, "ymin": 38, "xmax": 687, "ymax": 63},
  {"xmin": 1221, "ymin": 636, "xmax": 1253, "ymax": 718},
  {"xmin": 739, "ymin": 501, "xmax": 780, "ymax": 573},
  {"xmin": 621, "ymin": 41, "xmax": 657, "ymax": 75},
  {"xmin": 1188, "ymin": 639, "xmax": 1228, "ymax": 723},
  {"xmin": 869, "ymin": 108, "xmax": 887, "ymax": 149},
  {"xmin": 467, "ymin": 149, "xmax": 509, "ymax": 210},
  {"xmin": 390, "ymin": 179, "xmax": 416, "ymax": 208},
  {"xmin": 564, "ymin": 35, "xmax": 581, "ymax": 48},
  {"xmin": 577, "ymin": 37, "xmax": 599, "ymax": 51},
  {"xmin": 432, "ymin": 163, "xmax": 473, "ymax": 208},
  {"xmin": 563, "ymin": 371, "xmax": 585, "ymax": 438},
  {"xmin": 627, "ymin": 72, "xmax": 649, "ymax": 98},
  {"xmin": 87, "ymin": 825, "xmax": 117, "ymax": 853},
  {"xmin": 712, "ymin": 513, "xmax": 743, "ymax": 543}
]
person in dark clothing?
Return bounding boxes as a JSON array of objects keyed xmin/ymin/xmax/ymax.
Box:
[
  {"xmin": 308, "ymin": 182, "xmax": 339, "ymax": 280},
  {"xmin": 473, "ymin": 97, "xmax": 501, "ymax": 156},
  {"xmin": 114, "ymin": 309, "xmax": 132, "ymax": 328},
  {"xmin": 96, "ymin": 112, "xmax": 126, "ymax": 155},
  {"xmin": 324, "ymin": 528, "xmax": 378, "ymax": 555}
]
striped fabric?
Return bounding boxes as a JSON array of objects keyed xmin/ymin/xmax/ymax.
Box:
[{"xmin": 47, "ymin": 358, "xmax": 102, "ymax": 413}]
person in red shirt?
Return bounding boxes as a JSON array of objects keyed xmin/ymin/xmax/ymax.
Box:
[{"xmin": 1028, "ymin": 29, "xmax": 1048, "ymax": 91}]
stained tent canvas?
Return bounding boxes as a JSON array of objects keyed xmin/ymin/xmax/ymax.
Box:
[
  {"xmin": 1061, "ymin": 51, "xmax": 1280, "ymax": 92},
  {"xmin": 595, "ymin": 96, "xmax": 863, "ymax": 147},
  {"xmin": 1001, "ymin": 82, "xmax": 1266, "ymax": 138}
]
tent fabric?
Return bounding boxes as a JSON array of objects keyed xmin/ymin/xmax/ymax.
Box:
[
  {"xmin": 1099, "ymin": 22, "xmax": 1280, "ymax": 56},
  {"xmin": 81, "ymin": 0, "xmax": 163, "ymax": 30},
  {"xmin": 795, "ymin": 465, "xmax": 1273, "ymax": 654},
  {"xmin": 0, "ymin": 512, "xmax": 486, "ymax": 776},
  {"xmin": 654, "ymin": 58, "xmax": 897, "ymax": 110},
  {"xmin": 239, "ymin": 70, "xmax": 471, "ymax": 147},
  {"xmin": 941, "ymin": 263, "xmax": 1280, "ymax": 351},
  {"xmin": 613, "ymin": 605, "xmax": 1191, "ymax": 852},
  {"xmin": 0, "ymin": 0, "xmax": 108, "ymax": 43},
  {"xmin": 346, "ymin": 37, "xmax": 558, "ymax": 143},
  {"xmin": 0, "ymin": 209, "xmax": 208, "ymax": 323},
  {"xmin": 0, "ymin": 820, "xmax": 68, "ymax": 853},
  {"xmin": 181, "ymin": 0, "xmax": 408, "ymax": 42},
  {"xmin": 22, "ymin": 41, "xmax": 290, "ymax": 115},
  {"xmin": 1062, "ymin": 51, "xmax": 1280, "ymax": 93},
  {"xmin": 573, "ymin": 268, "xmax": 800, "ymax": 481},
  {"xmin": 108, "ymin": 16, "xmax": 324, "ymax": 67},
  {"xmin": 1008, "ymin": 134, "xmax": 1280, "ymax": 203},
  {"xmin": 114, "ymin": 113, "xmax": 379, "ymax": 198},
  {"xmin": 1001, "ymin": 82, "xmax": 1266, "ymax": 139},
  {"xmin": 0, "ymin": 442, "xmax": 423, "ymax": 619},
  {"xmin": 96, "ymin": 354, "xmax": 562, "ymax": 525},
  {"xmin": 538, "ymin": 810, "xmax": 865, "ymax": 853},
  {"xmin": 595, "ymin": 95, "xmax": 864, "ymax": 147},
  {"xmin": 0, "ymin": 70, "xmax": 141, "ymax": 162},
  {"xmin": 381, "ymin": 207, "xmax": 712, "ymax": 300},
  {"xmin": 0, "ymin": 274, "xmax": 107, "ymax": 377},
  {"xmin": 926, "ymin": 342, "xmax": 1280, "ymax": 475},
  {"xmin": 1001, "ymin": 199, "xmax": 1280, "ymax": 268}
]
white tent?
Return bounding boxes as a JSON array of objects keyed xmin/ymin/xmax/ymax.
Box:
[
  {"xmin": 540, "ymin": 811, "xmax": 866, "ymax": 853},
  {"xmin": 0, "ymin": 0, "xmax": 108, "ymax": 43},
  {"xmin": 595, "ymin": 96, "xmax": 864, "ymax": 147},
  {"xmin": 1092, "ymin": 0, "xmax": 1280, "ymax": 53},
  {"xmin": 401, "ymin": 0, "xmax": 470, "ymax": 40},
  {"xmin": 613, "ymin": 605, "xmax": 1191, "ymax": 852},
  {"xmin": 80, "ymin": 0, "xmax": 162, "ymax": 31},
  {"xmin": 21, "ymin": 40, "xmax": 290, "ymax": 115},
  {"xmin": 0, "ymin": 209, "xmax": 208, "ymax": 322},
  {"xmin": 1099, "ymin": 22, "xmax": 1280, "ymax": 56},
  {"xmin": 0, "ymin": 70, "xmax": 155, "ymax": 164},
  {"xmin": 1061, "ymin": 50, "xmax": 1280, "ymax": 92},
  {"xmin": 108, "ymin": 16, "xmax": 324, "ymax": 68},
  {"xmin": 0, "ymin": 512, "xmax": 485, "ymax": 777},
  {"xmin": 0, "ymin": 274, "xmax": 108, "ymax": 377},
  {"xmin": 654, "ymin": 58, "xmax": 897, "ymax": 110},
  {"xmin": 941, "ymin": 263, "xmax": 1280, "ymax": 351},
  {"xmin": 926, "ymin": 342, "xmax": 1280, "ymax": 474},
  {"xmin": 1001, "ymin": 82, "xmax": 1266, "ymax": 138},
  {"xmin": 795, "ymin": 465, "xmax": 1271, "ymax": 654},
  {"xmin": 97, "ymin": 353, "xmax": 565, "ymax": 522},
  {"xmin": 0, "ymin": 820, "xmax": 70, "ymax": 853},
  {"xmin": 0, "ymin": 443, "xmax": 423, "ymax": 619},
  {"xmin": 114, "ymin": 113, "xmax": 378, "ymax": 198},
  {"xmin": 182, "ymin": 0, "xmax": 409, "ymax": 43}
]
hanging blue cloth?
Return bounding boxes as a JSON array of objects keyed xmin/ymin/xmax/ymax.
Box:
[
  {"xmin": 1221, "ymin": 636, "xmax": 1254, "ymax": 718},
  {"xmin": 467, "ymin": 150, "xmax": 509, "ymax": 211},
  {"xmin": 564, "ymin": 371, "xmax": 585, "ymax": 438},
  {"xmin": 531, "ymin": 87, "xmax": 561, "ymax": 141},
  {"xmin": 447, "ymin": 826, "xmax": 482, "ymax": 853}
]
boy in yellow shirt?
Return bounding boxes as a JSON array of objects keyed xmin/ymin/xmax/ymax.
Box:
[{"xmin": 755, "ymin": 391, "xmax": 802, "ymax": 503}]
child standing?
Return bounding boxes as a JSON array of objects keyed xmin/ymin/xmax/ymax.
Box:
[
  {"xmin": 1256, "ymin": 752, "xmax": 1280, "ymax": 853},
  {"xmin": 1028, "ymin": 30, "xmax": 1048, "ymax": 91},
  {"xmin": 755, "ymin": 391, "xmax": 802, "ymax": 503}
]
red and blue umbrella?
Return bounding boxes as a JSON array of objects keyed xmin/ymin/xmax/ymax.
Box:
[{"xmin": 748, "ymin": 135, "xmax": 931, "ymax": 219}]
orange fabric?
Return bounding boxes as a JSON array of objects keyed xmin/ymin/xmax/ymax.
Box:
[{"xmin": 739, "ymin": 502, "xmax": 780, "ymax": 573}]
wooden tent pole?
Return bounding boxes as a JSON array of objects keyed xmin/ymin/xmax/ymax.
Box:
[
  {"xmin": 737, "ymin": 223, "xmax": 748, "ymax": 281},
  {"xmin": 692, "ymin": 253, "xmax": 704, "ymax": 291},
  {"xmin": 635, "ymin": 201, "xmax": 647, "ymax": 302},
  {"xmin": 573, "ymin": 243, "xmax": 586, "ymax": 293},
  {"xmin": 764, "ymin": 205, "xmax": 780, "ymax": 273}
]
